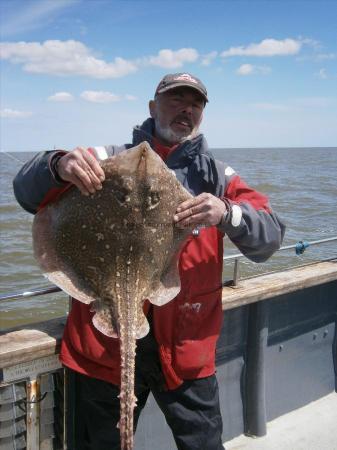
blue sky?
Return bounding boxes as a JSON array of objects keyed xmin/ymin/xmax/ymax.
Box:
[{"xmin": 0, "ymin": 0, "xmax": 336, "ymax": 151}]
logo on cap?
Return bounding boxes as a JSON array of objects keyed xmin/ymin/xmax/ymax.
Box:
[{"xmin": 173, "ymin": 74, "xmax": 198, "ymax": 84}]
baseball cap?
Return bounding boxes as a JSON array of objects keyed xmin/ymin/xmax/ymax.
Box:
[{"xmin": 155, "ymin": 73, "xmax": 208, "ymax": 103}]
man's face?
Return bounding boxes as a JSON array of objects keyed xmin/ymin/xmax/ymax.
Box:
[{"xmin": 149, "ymin": 87, "xmax": 205, "ymax": 146}]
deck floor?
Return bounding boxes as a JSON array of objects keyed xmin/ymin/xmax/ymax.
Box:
[{"xmin": 225, "ymin": 392, "xmax": 337, "ymax": 450}]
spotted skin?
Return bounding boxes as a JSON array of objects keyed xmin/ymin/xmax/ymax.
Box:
[{"xmin": 33, "ymin": 142, "xmax": 192, "ymax": 450}]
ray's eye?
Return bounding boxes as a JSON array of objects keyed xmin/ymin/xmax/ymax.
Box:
[
  {"xmin": 114, "ymin": 189, "xmax": 130, "ymax": 205},
  {"xmin": 146, "ymin": 191, "xmax": 160, "ymax": 210}
]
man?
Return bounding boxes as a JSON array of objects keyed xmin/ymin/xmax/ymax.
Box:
[{"xmin": 13, "ymin": 73, "xmax": 285, "ymax": 450}]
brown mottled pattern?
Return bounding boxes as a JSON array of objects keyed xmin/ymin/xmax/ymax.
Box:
[{"xmin": 33, "ymin": 142, "xmax": 192, "ymax": 450}]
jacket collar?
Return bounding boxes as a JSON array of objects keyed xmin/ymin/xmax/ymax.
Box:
[{"xmin": 132, "ymin": 118, "xmax": 208, "ymax": 168}]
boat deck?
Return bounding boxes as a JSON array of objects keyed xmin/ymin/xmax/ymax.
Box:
[
  {"xmin": 1, "ymin": 260, "xmax": 336, "ymax": 449},
  {"xmin": 226, "ymin": 392, "xmax": 337, "ymax": 450}
]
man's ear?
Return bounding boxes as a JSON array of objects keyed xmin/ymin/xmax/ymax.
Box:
[{"xmin": 149, "ymin": 100, "xmax": 156, "ymax": 118}]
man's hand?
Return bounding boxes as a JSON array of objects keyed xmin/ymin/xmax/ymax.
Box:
[
  {"xmin": 174, "ymin": 193, "xmax": 226, "ymax": 228},
  {"xmin": 56, "ymin": 147, "xmax": 105, "ymax": 196}
]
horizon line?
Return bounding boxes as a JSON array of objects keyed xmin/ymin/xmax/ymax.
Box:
[{"xmin": 1, "ymin": 146, "xmax": 337, "ymax": 153}]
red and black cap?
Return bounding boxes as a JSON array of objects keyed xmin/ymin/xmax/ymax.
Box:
[{"xmin": 155, "ymin": 73, "xmax": 208, "ymax": 103}]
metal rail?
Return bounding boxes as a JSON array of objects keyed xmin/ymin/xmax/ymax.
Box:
[
  {"xmin": 0, "ymin": 286, "xmax": 61, "ymax": 302},
  {"xmin": 223, "ymin": 236, "xmax": 337, "ymax": 261},
  {"xmin": 225, "ymin": 236, "xmax": 337, "ymax": 286},
  {"xmin": 0, "ymin": 237, "xmax": 336, "ymax": 301}
]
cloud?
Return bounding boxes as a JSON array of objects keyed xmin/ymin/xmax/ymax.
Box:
[
  {"xmin": 237, "ymin": 64, "xmax": 271, "ymax": 76},
  {"xmin": 299, "ymin": 37, "xmax": 321, "ymax": 50},
  {"xmin": 125, "ymin": 94, "xmax": 137, "ymax": 101},
  {"xmin": 1, "ymin": 0, "xmax": 78, "ymax": 37},
  {"xmin": 316, "ymin": 68, "xmax": 328, "ymax": 79},
  {"xmin": 237, "ymin": 64, "xmax": 254, "ymax": 75},
  {"xmin": 48, "ymin": 92, "xmax": 74, "ymax": 102},
  {"xmin": 0, "ymin": 40, "xmax": 201, "ymax": 77},
  {"xmin": 0, "ymin": 40, "xmax": 138, "ymax": 79},
  {"xmin": 0, "ymin": 108, "xmax": 33, "ymax": 118},
  {"xmin": 296, "ymin": 51, "xmax": 336, "ymax": 63},
  {"xmin": 221, "ymin": 38, "xmax": 302, "ymax": 57},
  {"xmin": 146, "ymin": 48, "xmax": 199, "ymax": 68},
  {"xmin": 80, "ymin": 91, "xmax": 121, "ymax": 103},
  {"xmin": 201, "ymin": 51, "xmax": 217, "ymax": 66}
]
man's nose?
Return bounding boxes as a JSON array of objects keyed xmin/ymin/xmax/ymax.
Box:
[{"xmin": 181, "ymin": 103, "xmax": 193, "ymax": 114}]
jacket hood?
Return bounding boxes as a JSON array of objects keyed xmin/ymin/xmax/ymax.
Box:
[{"xmin": 132, "ymin": 118, "xmax": 208, "ymax": 168}]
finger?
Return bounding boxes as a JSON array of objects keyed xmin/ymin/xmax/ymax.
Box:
[
  {"xmin": 175, "ymin": 212, "xmax": 207, "ymax": 228},
  {"xmin": 174, "ymin": 207, "xmax": 199, "ymax": 223},
  {"xmin": 174, "ymin": 201, "xmax": 209, "ymax": 222},
  {"xmin": 83, "ymin": 149, "xmax": 105, "ymax": 181},
  {"xmin": 64, "ymin": 165, "xmax": 91, "ymax": 195},
  {"xmin": 72, "ymin": 164, "xmax": 97, "ymax": 194},
  {"xmin": 176, "ymin": 195, "xmax": 205, "ymax": 213},
  {"xmin": 60, "ymin": 152, "xmax": 103, "ymax": 193},
  {"xmin": 73, "ymin": 152, "xmax": 104, "ymax": 190},
  {"xmin": 82, "ymin": 163, "xmax": 103, "ymax": 190},
  {"xmin": 72, "ymin": 174, "xmax": 92, "ymax": 196},
  {"xmin": 72, "ymin": 151, "xmax": 103, "ymax": 189}
]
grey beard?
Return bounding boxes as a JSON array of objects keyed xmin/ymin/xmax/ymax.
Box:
[{"xmin": 154, "ymin": 120, "xmax": 199, "ymax": 145}]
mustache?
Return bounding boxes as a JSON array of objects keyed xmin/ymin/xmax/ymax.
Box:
[{"xmin": 173, "ymin": 115, "xmax": 193, "ymax": 128}]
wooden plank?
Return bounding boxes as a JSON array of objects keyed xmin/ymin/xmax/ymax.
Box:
[
  {"xmin": 222, "ymin": 260, "xmax": 337, "ymax": 310},
  {"xmin": 0, "ymin": 317, "xmax": 66, "ymax": 369}
]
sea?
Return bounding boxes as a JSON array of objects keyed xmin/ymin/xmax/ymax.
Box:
[{"xmin": 1, "ymin": 147, "xmax": 337, "ymax": 330}]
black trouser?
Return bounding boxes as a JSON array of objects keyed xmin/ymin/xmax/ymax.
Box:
[
  {"xmin": 71, "ymin": 371, "xmax": 223, "ymax": 450},
  {"xmin": 70, "ymin": 316, "xmax": 223, "ymax": 450}
]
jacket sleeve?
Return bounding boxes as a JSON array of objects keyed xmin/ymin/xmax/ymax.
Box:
[
  {"xmin": 217, "ymin": 169, "xmax": 286, "ymax": 263},
  {"xmin": 13, "ymin": 145, "xmax": 122, "ymax": 214},
  {"xmin": 13, "ymin": 151, "xmax": 69, "ymax": 214}
]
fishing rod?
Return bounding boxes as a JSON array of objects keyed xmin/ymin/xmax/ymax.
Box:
[
  {"xmin": 1, "ymin": 151, "xmax": 25, "ymax": 164},
  {"xmin": 1, "ymin": 148, "xmax": 57, "ymax": 165}
]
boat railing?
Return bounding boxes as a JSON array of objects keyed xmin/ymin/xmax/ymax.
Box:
[
  {"xmin": 224, "ymin": 236, "xmax": 337, "ymax": 286},
  {"xmin": 0, "ymin": 236, "xmax": 336, "ymax": 302}
]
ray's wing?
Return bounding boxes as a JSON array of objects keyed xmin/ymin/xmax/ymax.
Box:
[
  {"xmin": 90, "ymin": 299, "xmax": 119, "ymax": 338},
  {"xmin": 33, "ymin": 205, "xmax": 96, "ymax": 304},
  {"xmin": 148, "ymin": 249, "xmax": 182, "ymax": 307}
]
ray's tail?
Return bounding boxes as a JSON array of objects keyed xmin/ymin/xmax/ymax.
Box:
[{"xmin": 118, "ymin": 322, "xmax": 137, "ymax": 450}]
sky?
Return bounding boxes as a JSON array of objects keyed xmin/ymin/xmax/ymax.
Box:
[{"xmin": 0, "ymin": 0, "xmax": 336, "ymax": 151}]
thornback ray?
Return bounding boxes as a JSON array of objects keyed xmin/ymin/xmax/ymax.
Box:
[{"xmin": 32, "ymin": 141, "xmax": 193, "ymax": 450}]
